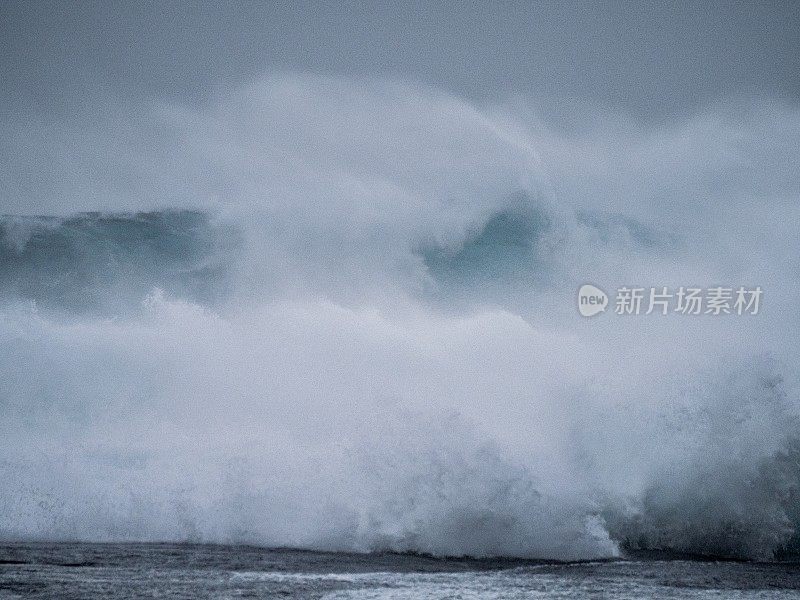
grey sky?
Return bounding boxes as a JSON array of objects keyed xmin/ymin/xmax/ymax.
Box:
[{"xmin": 1, "ymin": 1, "xmax": 798, "ymax": 121}]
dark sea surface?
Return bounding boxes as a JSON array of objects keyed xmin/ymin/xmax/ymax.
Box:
[{"xmin": 1, "ymin": 543, "xmax": 799, "ymax": 599}]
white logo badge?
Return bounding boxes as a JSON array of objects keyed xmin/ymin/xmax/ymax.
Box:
[{"xmin": 578, "ymin": 284, "xmax": 608, "ymax": 317}]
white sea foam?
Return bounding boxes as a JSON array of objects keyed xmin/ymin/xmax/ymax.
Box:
[{"xmin": 0, "ymin": 75, "xmax": 799, "ymax": 560}]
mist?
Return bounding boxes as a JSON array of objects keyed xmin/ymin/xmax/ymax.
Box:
[{"xmin": 1, "ymin": 73, "xmax": 799, "ymax": 560}]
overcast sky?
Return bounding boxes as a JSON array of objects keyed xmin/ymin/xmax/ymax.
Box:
[{"xmin": 1, "ymin": 0, "xmax": 798, "ymax": 121}]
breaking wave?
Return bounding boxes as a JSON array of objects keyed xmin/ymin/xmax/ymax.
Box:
[
  {"xmin": 0, "ymin": 211, "xmax": 238, "ymax": 315},
  {"xmin": 1, "ymin": 75, "xmax": 799, "ymax": 561}
]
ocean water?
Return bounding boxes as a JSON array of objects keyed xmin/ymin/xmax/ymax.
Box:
[{"xmin": 1, "ymin": 544, "xmax": 799, "ymax": 599}]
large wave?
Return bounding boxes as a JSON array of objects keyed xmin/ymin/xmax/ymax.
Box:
[{"xmin": 1, "ymin": 75, "xmax": 799, "ymax": 561}]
